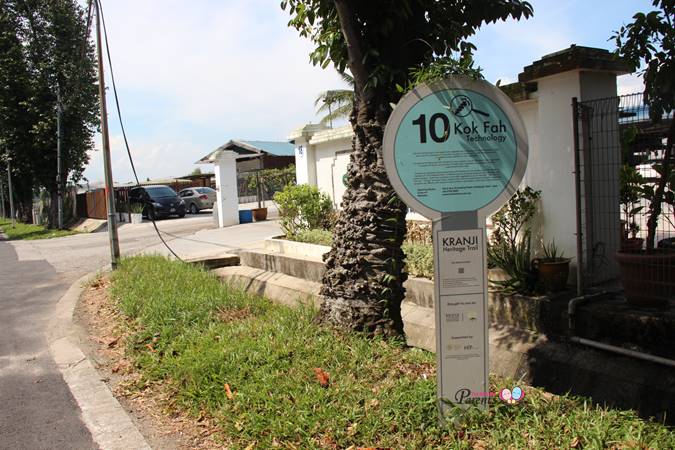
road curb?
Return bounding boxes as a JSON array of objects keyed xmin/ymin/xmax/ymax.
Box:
[{"xmin": 47, "ymin": 270, "xmax": 152, "ymax": 450}]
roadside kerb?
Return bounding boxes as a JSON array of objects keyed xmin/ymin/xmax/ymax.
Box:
[{"xmin": 47, "ymin": 269, "xmax": 152, "ymax": 450}]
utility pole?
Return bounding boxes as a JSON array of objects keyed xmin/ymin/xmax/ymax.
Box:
[
  {"xmin": 56, "ymin": 85, "xmax": 64, "ymax": 229},
  {"xmin": 7, "ymin": 158, "xmax": 15, "ymax": 228},
  {"xmin": 0, "ymin": 170, "xmax": 6, "ymax": 218},
  {"xmin": 95, "ymin": 0, "xmax": 120, "ymax": 268}
]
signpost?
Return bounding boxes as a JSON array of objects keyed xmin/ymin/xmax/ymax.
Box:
[{"xmin": 383, "ymin": 77, "xmax": 528, "ymax": 414}]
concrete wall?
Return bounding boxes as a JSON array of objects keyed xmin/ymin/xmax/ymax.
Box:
[{"xmin": 291, "ymin": 64, "xmax": 624, "ymax": 287}]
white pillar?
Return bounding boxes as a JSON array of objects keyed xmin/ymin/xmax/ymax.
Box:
[
  {"xmin": 294, "ymin": 140, "xmax": 316, "ymax": 186},
  {"xmin": 213, "ymin": 151, "xmax": 239, "ymax": 227},
  {"xmin": 295, "ymin": 144, "xmax": 309, "ymax": 185}
]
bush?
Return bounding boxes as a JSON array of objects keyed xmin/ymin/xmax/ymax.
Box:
[
  {"xmin": 273, "ymin": 184, "xmax": 333, "ymax": 237},
  {"xmin": 403, "ymin": 242, "xmax": 434, "ymax": 279},
  {"xmin": 488, "ymin": 186, "xmax": 541, "ymax": 294}
]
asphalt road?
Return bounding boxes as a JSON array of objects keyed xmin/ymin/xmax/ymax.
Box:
[{"xmin": 0, "ymin": 214, "xmax": 218, "ymax": 449}]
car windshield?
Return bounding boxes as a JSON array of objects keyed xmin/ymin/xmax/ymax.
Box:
[
  {"xmin": 145, "ymin": 186, "xmax": 177, "ymax": 198},
  {"xmin": 196, "ymin": 187, "xmax": 215, "ymax": 194}
]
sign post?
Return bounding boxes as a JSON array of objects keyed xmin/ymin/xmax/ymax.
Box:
[{"xmin": 383, "ymin": 77, "xmax": 528, "ymax": 415}]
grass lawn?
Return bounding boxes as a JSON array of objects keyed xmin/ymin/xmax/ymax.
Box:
[
  {"xmin": 109, "ymin": 255, "xmax": 675, "ymax": 449},
  {"xmin": 0, "ymin": 218, "xmax": 79, "ymax": 240}
]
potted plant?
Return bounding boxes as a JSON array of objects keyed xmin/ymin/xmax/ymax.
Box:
[
  {"xmin": 252, "ymin": 170, "xmax": 268, "ymax": 221},
  {"xmin": 252, "ymin": 206, "xmax": 268, "ymax": 221},
  {"xmin": 533, "ymin": 240, "xmax": 571, "ymax": 292},
  {"xmin": 614, "ymin": 5, "xmax": 674, "ymax": 308},
  {"xmin": 130, "ymin": 203, "xmax": 144, "ymax": 224}
]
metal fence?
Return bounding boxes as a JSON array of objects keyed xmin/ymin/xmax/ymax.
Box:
[{"xmin": 573, "ymin": 93, "xmax": 674, "ymax": 300}]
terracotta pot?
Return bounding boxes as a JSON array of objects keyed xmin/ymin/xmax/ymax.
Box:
[
  {"xmin": 616, "ymin": 250, "xmax": 674, "ymax": 309},
  {"xmin": 534, "ymin": 258, "xmax": 570, "ymax": 292},
  {"xmin": 252, "ymin": 207, "xmax": 268, "ymax": 222},
  {"xmin": 620, "ymin": 237, "xmax": 644, "ymax": 252}
]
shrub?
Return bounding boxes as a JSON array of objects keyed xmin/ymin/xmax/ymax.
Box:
[
  {"xmin": 403, "ymin": 242, "xmax": 434, "ymax": 279},
  {"xmin": 488, "ymin": 186, "xmax": 541, "ymax": 294},
  {"xmin": 274, "ymin": 184, "xmax": 333, "ymax": 237},
  {"xmin": 294, "ymin": 228, "xmax": 333, "ymax": 246}
]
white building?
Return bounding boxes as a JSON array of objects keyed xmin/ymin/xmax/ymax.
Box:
[{"xmin": 289, "ymin": 45, "xmax": 632, "ymax": 282}]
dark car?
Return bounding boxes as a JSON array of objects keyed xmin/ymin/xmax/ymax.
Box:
[{"xmin": 129, "ymin": 185, "xmax": 186, "ymax": 220}]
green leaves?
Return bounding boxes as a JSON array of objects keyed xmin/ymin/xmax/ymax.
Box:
[
  {"xmin": 273, "ymin": 183, "xmax": 334, "ymax": 238},
  {"xmin": 281, "ymin": 0, "xmax": 533, "ymax": 99}
]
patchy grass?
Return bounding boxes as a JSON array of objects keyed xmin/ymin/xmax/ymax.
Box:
[
  {"xmin": 0, "ymin": 218, "xmax": 79, "ymax": 240},
  {"xmin": 109, "ymin": 255, "xmax": 675, "ymax": 449},
  {"xmin": 293, "ymin": 228, "xmax": 333, "ymax": 246}
]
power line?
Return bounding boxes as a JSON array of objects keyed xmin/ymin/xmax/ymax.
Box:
[{"xmin": 96, "ymin": 0, "xmax": 183, "ymax": 261}]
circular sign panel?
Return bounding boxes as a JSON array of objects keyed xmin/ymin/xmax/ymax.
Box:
[{"xmin": 383, "ymin": 77, "xmax": 528, "ymax": 220}]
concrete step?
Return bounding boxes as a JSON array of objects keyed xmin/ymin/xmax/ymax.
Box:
[
  {"xmin": 238, "ymin": 248, "xmax": 326, "ymax": 283},
  {"xmin": 185, "ymin": 253, "xmax": 240, "ymax": 269},
  {"xmin": 212, "ymin": 265, "xmax": 437, "ymax": 353}
]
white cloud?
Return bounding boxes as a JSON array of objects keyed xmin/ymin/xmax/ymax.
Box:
[
  {"xmin": 617, "ymin": 73, "xmax": 645, "ymax": 96},
  {"xmin": 84, "ymin": 0, "xmax": 347, "ymax": 183}
]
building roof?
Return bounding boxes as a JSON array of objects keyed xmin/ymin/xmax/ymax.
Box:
[
  {"xmin": 518, "ymin": 45, "xmax": 631, "ymax": 83},
  {"xmin": 196, "ymin": 139, "xmax": 295, "ymax": 164}
]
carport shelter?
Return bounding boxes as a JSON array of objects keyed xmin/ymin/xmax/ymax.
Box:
[{"xmin": 196, "ymin": 139, "xmax": 295, "ymax": 227}]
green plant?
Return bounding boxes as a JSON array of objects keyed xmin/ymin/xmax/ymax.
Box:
[
  {"xmin": 619, "ymin": 164, "xmax": 645, "ymax": 238},
  {"xmin": 273, "ymin": 184, "xmax": 333, "ymax": 237},
  {"xmin": 541, "ymin": 240, "xmax": 568, "ymax": 262},
  {"xmin": 488, "ymin": 186, "xmax": 541, "ymax": 294},
  {"xmin": 490, "ymin": 186, "xmax": 541, "ymax": 249},
  {"xmin": 294, "ymin": 228, "xmax": 333, "ymax": 246},
  {"xmin": 488, "ymin": 235, "xmax": 536, "ymax": 294},
  {"xmin": 249, "ymin": 165, "xmax": 296, "ymax": 198},
  {"xmin": 615, "ymin": 0, "xmax": 674, "ymax": 250},
  {"xmin": 130, "ymin": 203, "xmax": 145, "ymax": 214},
  {"xmin": 402, "ymin": 242, "xmax": 434, "ymax": 279}
]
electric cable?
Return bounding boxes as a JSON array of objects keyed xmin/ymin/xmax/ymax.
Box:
[{"xmin": 96, "ymin": 0, "xmax": 183, "ymax": 261}]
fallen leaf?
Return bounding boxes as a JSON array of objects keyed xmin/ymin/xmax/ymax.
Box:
[
  {"xmin": 145, "ymin": 343, "xmax": 156, "ymax": 352},
  {"xmin": 571, "ymin": 437, "xmax": 581, "ymax": 448},
  {"xmin": 244, "ymin": 442, "xmax": 256, "ymax": 450},
  {"xmin": 107, "ymin": 337, "xmax": 119, "ymax": 348},
  {"xmin": 224, "ymin": 383, "xmax": 234, "ymax": 400},
  {"xmin": 472, "ymin": 440, "xmax": 488, "ymax": 450},
  {"xmin": 313, "ymin": 367, "xmax": 330, "ymax": 388}
]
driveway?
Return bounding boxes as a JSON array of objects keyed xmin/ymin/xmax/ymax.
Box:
[{"xmin": 0, "ymin": 216, "xmax": 281, "ymax": 449}]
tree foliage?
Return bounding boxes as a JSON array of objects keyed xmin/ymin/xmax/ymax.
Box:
[
  {"xmin": 614, "ymin": 0, "xmax": 674, "ymax": 250},
  {"xmin": 281, "ymin": 0, "xmax": 533, "ymax": 337},
  {"xmin": 0, "ymin": 0, "xmax": 98, "ymax": 224},
  {"xmin": 314, "ymin": 72, "xmax": 353, "ymax": 126}
]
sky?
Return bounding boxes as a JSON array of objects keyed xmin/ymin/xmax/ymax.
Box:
[{"xmin": 83, "ymin": 0, "xmax": 653, "ymax": 185}]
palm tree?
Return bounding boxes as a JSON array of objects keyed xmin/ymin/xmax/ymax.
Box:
[{"xmin": 314, "ymin": 72, "xmax": 354, "ymax": 127}]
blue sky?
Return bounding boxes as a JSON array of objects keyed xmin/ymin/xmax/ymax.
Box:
[{"xmin": 83, "ymin": 0, "xmax": 652, "ymax": 185}]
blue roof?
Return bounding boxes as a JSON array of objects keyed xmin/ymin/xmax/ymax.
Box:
[{"xmin": 236, "ymin": 140, "xmax": 295, "ymax": 157}]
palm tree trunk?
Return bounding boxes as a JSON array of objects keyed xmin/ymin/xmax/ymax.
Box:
[{"xmin": 319, "ymin": 93, "xmax": 408, "ymax": 337}]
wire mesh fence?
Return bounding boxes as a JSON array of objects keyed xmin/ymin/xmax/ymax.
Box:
[{"xmin": 574, "ymin": 92, "xmax": 674, "ymax": 303}]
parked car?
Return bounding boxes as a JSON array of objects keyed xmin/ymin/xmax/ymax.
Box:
[
  {"xmin": 178, "ymin": 187, "xmax": 217, "ymax": 214},
  {"xmin": 129, "ymin": 185, "xmax": 186, "ymax": 220}
]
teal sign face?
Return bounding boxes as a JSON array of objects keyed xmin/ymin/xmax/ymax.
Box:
[{"xmin": 393, "ymin": 89, "xmax": 517, "ymax": 213}]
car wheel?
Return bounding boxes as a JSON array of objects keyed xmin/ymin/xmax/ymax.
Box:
[
  {"xmin": 189, "ymin": 203, "xmax": 198, "ymax": 215},
  {"xmin": 147, "ymin": 207, "xmax": 156, "ymax": 221},
  {"xmin": 178, "ymin": 211, "xmax": 186, "ymax": 218}
]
